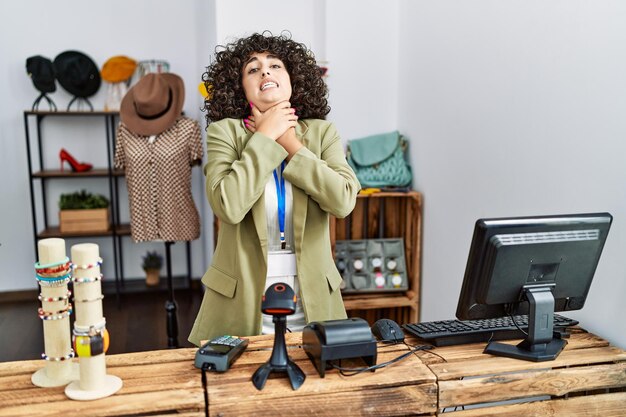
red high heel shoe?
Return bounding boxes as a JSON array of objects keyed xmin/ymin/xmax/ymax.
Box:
[{"xmin": 59, "ymin": 148, "xmax": 93, "ymax": 172}]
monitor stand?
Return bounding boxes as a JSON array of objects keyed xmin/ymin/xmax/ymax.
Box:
[{"xmin": 484, "ymin": 283, "xmax": 566, "ymax": 362}]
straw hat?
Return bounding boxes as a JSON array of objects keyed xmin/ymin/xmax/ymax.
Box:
[
  {"xmin": 101, "ymin": 56, "xmax": 137, "ymax": 83},
  {"xmin": 120, "ymin": 73, "xmax": 184, "ymax": 136}
]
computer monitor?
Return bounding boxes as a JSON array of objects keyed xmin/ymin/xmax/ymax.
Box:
[{"xmin": 456, "ymin": 212, "xmax": 612, "ymax": 361}]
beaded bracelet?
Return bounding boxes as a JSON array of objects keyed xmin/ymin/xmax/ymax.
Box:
[
  {"xmin": 38, "ymin": 290, "xmax": 72, "ymax": 302},
  {"xmin": 72, "ymin": 274, "xmax": 103, "ymax": 284},
  {"xmin": 74, "ymin": 320, "xmax": 106, "ymax": 336},
  {"xmin": 35, "ymin": 271, "xmax": 72, "ymax": 282},
  {"xmin": 36, "ymin": 277, "xmax": 71, "ymax": 288},
  {"xmin": 35, "ymin": 264, "xmax": 72, "ymax": 277},
  {"xmin": 41, "ymin": 349, "xmax": 75, "ymax": 361},
  {"xmin": 71, "ymin": 258, "xmax": 103, "ymax": 270},
  {"xmin": 35, "ymin": 261, "xmax": 71, "ymax": 275},
  {"xmin": 74, "ymin": 295, "xmax": 104, "ymax": 303},
  {"xmin": 34, "ymin": 257, "xmax": 70, "ymax": 270},
  {"xmin": 38, "ymin": 305, "xmax": 71, "ymax": 316},
  {"xmin": 38, "ymin": 307, "xmax": 72, "ymax": 320},
  {"xmin": 35, "ymin": 268, "xmax": 71, "ymax": 279}
]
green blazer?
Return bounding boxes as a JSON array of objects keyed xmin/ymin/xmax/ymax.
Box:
[{"xmin": 189, "ymin": 118, "xmax": 360, "ymax": 345}]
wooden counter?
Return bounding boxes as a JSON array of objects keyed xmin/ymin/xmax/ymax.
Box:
[
  {"xmin": 410, "ymin": 327, "xmax": 626, "ymax": 416},
  {"xmin": 202, "ymin": 332, "xmax": 437, "ymax": 416},
  {"xmin": 0, "ymin": 328, "xmax": 624, "ymax": 416},
  {"xmin": 0, "ymin": 348, "xmax": 204, "ymax": 417}
]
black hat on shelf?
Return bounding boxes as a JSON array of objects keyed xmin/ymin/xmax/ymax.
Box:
[
  {"xmin": 53, "ymin": 50, "xmax": 101, "ymax": 98},
  {"xmin": 26, "ymin": 56, "xmax": 56, "ymax": 93}
]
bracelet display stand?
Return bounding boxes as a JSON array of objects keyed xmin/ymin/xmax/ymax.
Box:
[
  {"xmin": 65, "ymin": 243, "xmax": 122, "ymax": 400},
  {"xmin": 31, "ymin": 238, "xmax": 79, "ymax": 387}
]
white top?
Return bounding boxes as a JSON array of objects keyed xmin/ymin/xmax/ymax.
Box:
[{"xmin": 262, "ymin": 164, "xmax": 306, "ymax": 334}]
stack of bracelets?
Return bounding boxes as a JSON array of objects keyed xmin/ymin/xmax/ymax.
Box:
[
  {"xmin": 71, "ymin": 257, "xmax": 108, "ymax": 358},
  {"xmin": 35, "ymin": 256, "xmax": 75, "ymax": 361}
]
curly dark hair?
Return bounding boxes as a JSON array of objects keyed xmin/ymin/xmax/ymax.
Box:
[{"xmin": 202, "ymin": 31, "xmax": 330, "ymax": 124}]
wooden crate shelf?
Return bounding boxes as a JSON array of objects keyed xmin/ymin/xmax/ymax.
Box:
[{"xmin": 332, "ymin": 191, "xmax": 422, "ymax": 325}]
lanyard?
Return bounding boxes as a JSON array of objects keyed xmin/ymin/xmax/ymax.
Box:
[{"xmin": 273, "ymin": 161, "xmax": 287, "ymax": 249}]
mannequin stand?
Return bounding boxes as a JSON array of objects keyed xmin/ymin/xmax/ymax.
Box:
[{"xmin": 165, "ymin": 241, "xmax": 179, "ymax": 348}]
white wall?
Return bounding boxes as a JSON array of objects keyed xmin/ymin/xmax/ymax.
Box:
[
  {"xmin": 211, "ymin": 0, "xmax": 399, "ymax": 140},
  {"xmin": 325, "ymin": 1, "xmax": 399, "ymax": 139},
  {"xmin": 0, "ymin": 0, "xmax": 212, "ymax": 291},
  {"xmin": 213, "ymin": 0, "xmax": 321, "ymax": 53},
  {"xmin": 398, "ymin": 0, "xmax": 626, "ymax": 348}
]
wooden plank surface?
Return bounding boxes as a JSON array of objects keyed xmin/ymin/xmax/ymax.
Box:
[
  {"xmin": 209, "ymin": 384, "xmax": 436, "ymax": 417},
  {"xmin": 411, "ymin": 328, "xmax": 626, "ymax": 412},
  {"xmin": 438, "ymin": 362, "xmax": 626, "ymax": 408},
  {"xmin": 440, "ymin": 392, "xmax": 626, "ymax": 417},
  {"xmin": 343, "ymin": 293, "xmax": 417, "ymax": 309},
  {"xmin": 205, "ymin": 333, "xmax": 437, "ymax": 416},
  {"xmin": 0, "ymin": 389, "xmax": 204, "ymax": 417},
  {"xmin": 431, "ymin": 345, "xmax": 626, "ymax": 381},
  {"xmin": 0, "ymin": 332, "xmax": 436, "ymax": 417},
  {"xmin": 406, "ymin": 329, "xmax": 611, "ymax": 366},
  {"xmin": 0, "ymin": 348, "xmax": 203, "ymax": 416}
]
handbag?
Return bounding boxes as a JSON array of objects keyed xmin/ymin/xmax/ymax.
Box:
[{"xmin": 347, "ymin": 131, "xmax": 412, "ymax": 188}]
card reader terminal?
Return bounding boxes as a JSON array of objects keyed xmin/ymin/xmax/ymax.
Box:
[{"xmin": 194, "ymin": 335, "xmax": 248, "ymax": 372}]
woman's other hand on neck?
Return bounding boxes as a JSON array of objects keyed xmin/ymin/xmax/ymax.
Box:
[
  {"xmin": 250, "ymin": 100, "xmax": 298, "ymax": 141},
  {"xmin": 276, "ymin": 127, "xmax": 303, "ymax": 161}
]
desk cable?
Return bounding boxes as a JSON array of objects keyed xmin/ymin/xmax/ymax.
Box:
[
  {"xmin": 509, "ymin": 313, "xmax": 529, "ymax": 336},
  {"xmin": 403, "ymin": 341, "xmax": 447, "ymax": 363},
  {"xmin": 330, "ymin": 343, "xmax": 434, "ymax": 376},
  {"xmin": 201, "ymin": 363, "xmax": 212, "ymax": 417}
]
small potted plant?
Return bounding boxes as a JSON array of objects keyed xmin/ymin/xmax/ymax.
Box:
[
  {"xmin": 142, "ymin": 251, "xmax": 163, "ymax": 287},
  {"xmin": 58, "ymin": 190, "xmax": 110, "ymax": 233}
]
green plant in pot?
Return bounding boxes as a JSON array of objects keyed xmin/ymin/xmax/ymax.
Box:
[
  {"xmin": 58, "ymin": 190, "xmax": 110, "ymax": 233},
  {"xmin": 142, "ymin": 251, "xmax": 163, "ymax": 287},
  {"xmin": 58, "ymin": 190, "xmax": 110, "ymax": 210}
]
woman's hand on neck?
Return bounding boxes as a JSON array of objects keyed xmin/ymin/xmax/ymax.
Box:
[
  {"xmin": 249, "ymin": 100, "xmax": 298, "ymax": 141},
  {"xmin": 276, "ymin": 127, "xmax": 302, "ymax": 161}
]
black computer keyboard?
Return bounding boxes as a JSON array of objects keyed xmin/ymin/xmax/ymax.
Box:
[{"xmin": 402, "ymin": 314, "xmax": 579, "ymax": 347}]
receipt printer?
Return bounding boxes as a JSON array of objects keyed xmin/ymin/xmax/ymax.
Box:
[{"xmin": 302, "ymin": 317, "xmax": 377, "ymax": 377}]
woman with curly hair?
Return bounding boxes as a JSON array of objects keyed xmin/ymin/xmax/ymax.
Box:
[{"xmin": 189, "ymin": 32, "xmax": 360, "ymax": 344}]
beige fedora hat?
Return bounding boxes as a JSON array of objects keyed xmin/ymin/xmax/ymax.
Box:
[{"xmin": 120, "ymin": 73, "xmax": 184, "ymax": 136}]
